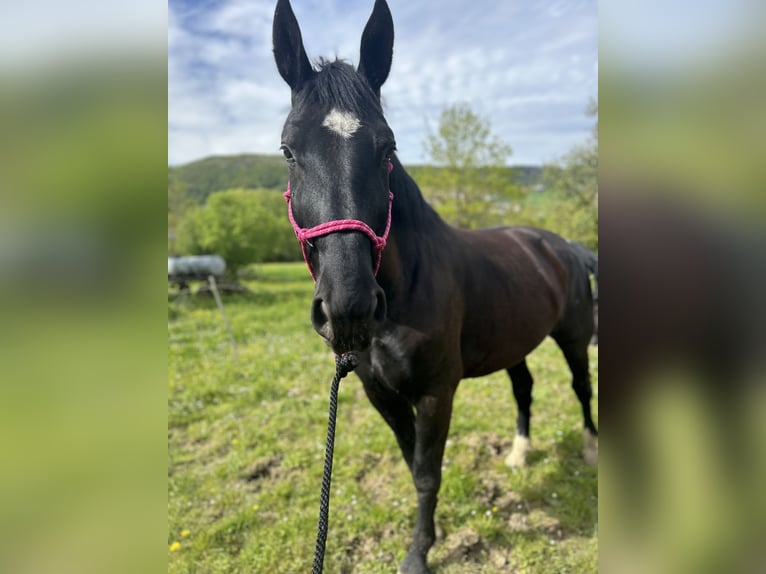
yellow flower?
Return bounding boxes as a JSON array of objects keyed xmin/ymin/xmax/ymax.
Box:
[
  {"xmin": 181, "ymin": 529, "xmax": 190, "ymax": 538},
  {"xmin": 169, "ymin": 541, "xmax": 181, "ymax": 552},
  {"xmin": 231, "ymin": 438, "xmax": 239, "ymax": 445},
  {"xmin": 492, "ymin": 506, "xmax": 498, "ymax": 513},
  {"xmin": 252, "ymin": 504, "xmax": 260, "ymax": 511}
]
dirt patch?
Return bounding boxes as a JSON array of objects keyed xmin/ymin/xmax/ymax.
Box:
[
  {"xmin": 507, "ymin": 512, "xmax": 529, "ymax": 532},
  {"xmin": 432, "ymin": 527, "xmax": 521, "ymax": 573},
  {"xmin": 460, "ymin": 431, "xmax": 512, "ymax": 454},
  {"xmin": 341, "ymin": 532, "xmax": 399, "ymax": 571},
  {"xmin": 243, "ymin": 455, "xmax": 282, "ymax": 482},
  {"xmin": 458, "ymin": 432, "xmax": 514, "ymax": 470},
  {"xmin": 439, "ymin": 526, "xmax": 486, "ymax": 563},
  {"xmin": 527, "ymin": 509, "xmax": 564, "ymax": 539},
  {"xmin": 493, "ymin": 490, "xmax": 525, "ymax": 513},
  {"xmin": 357, "ymin": 452, "xmax": 400, "ymax": 499},
  {"xmin": 489, "ymin": 548, "xmax": 513, "ymax": 570}
]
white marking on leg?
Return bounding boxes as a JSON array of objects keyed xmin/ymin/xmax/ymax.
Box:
[
  {"xmin": 505, "ymin": 435, "xmax": 531, "ymax": 468},
  {"xmin": 583, "ymin": 428, "xmax": 598, "ymax": 466},
  {"xmin": 321, "ymin": 108, "xmax": 361, "ymax": 139}
]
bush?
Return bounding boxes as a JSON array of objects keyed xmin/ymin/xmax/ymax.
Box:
[{"xmin": 175, "ymin": 188, "xmax": 301, "ymax": 279}]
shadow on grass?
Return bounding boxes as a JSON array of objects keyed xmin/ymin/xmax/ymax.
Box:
[
  {"xmin": 426, "ymin": 429, "xmax": 597, "ymax": 572},
  {"xmin": 319, "ymin": 423, "xmax": 591, "ymax": 573},
  {"xmin": 516, "ymin": 429, "xmax": 598, "ymax": 536}
]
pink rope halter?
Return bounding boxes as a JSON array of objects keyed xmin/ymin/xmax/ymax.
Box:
[{"xmin": 284, "ymin": 162, "xmax": 394, "ymax": 281}]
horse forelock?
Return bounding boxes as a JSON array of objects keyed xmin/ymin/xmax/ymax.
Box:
[{"xmin": 296, "ymin": 59, "xmax": 383, "ymax": 120}]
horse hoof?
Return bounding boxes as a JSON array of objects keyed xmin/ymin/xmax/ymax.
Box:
[
  {"xmin": 583, "ymin": 429, "xmax": 598, "ymax": 466},
  {"xmin": 505, "ymin": 435, "xmax": 530, "ymax": 468},
  {"xmin": 398, "ymin": 551, "xmax": 431, "ymax": 574}
]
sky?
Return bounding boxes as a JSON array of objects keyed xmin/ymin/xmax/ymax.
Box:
[{"xmin": 168, "ymin": 0, "xmax": 598, "ymax": 167}]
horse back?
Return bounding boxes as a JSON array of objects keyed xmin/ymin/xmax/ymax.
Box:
[{"xmin": 455, "ymin": 225, "xmax": 589, "ymax": 377}]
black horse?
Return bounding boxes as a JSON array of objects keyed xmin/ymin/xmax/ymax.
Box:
[{"xmin": 273, "ymin": 1, "xmax": 597, "ymax": 572}]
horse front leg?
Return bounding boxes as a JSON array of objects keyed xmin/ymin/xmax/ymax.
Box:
[
  {"xmin": 399, "ymin": 390, "xmax": 455, "ymax": 574},
  {"xmin": 361, "ymin": 377, "xmax": 416, "ymax": 469}
]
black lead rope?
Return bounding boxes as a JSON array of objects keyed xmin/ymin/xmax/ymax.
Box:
[{"xmin": 312, "ymin": 353, "xmax": 358, "ymax": 574}]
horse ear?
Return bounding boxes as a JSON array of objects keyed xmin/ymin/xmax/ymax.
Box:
[
  {"xmin": 273, "ymin": 0, "xmax": 314, "ymax": 91},
  {"xmin": 358, "ymin": 0, "xmax": 394, "ymax": 97}
]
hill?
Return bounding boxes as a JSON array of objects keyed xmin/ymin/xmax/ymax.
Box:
[
  {"xmin": 168, "ymin": 154, "xmax": 542, "ymax": 205},
  {"xmin": 168, "ymin": 154, "xmax": 287, "ymax": 204}
]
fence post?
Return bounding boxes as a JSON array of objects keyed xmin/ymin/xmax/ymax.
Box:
[{"xmin": 207, "ymin": 275, "xmax": 239, "ymax": 363}]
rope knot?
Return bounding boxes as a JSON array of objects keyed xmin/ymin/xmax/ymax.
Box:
[{"xmin": 335, "ymin": 353, "xmax": 358, "ymax": 378}]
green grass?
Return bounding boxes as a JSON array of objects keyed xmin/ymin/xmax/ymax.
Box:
[{"xmin": 168, "ymin": 262, "xmax": 598, "ymax": 573}]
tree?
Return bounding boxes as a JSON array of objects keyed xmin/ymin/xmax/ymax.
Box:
[
  {"xmin": 530, "ymin": 100, "xmax": 598, "ymax": 249},
  {"xmin": 175, "ymin": 188, "xmax": 300, "ymax": 280},
  {"xmin": 420, "ymin": 104, "xmax": 518, "ymax": 229}
]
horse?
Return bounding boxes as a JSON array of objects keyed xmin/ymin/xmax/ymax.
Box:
[{"xmin": 272, "ymin": 1, "xmax": 598, "ymax": 572}]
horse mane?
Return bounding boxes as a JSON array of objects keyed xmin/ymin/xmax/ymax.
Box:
[
  {"xmin": 387, "ymin": 160, "xmax": 452, "ymax": 272},
  {"xmin": 300, "ymin": 58, "xmax": 383, "ymax": 118}
]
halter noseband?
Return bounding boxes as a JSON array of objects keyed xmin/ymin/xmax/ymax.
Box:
[{"xmin": 284, "ymin": 162, "xmax": 394, "ymax": 281}]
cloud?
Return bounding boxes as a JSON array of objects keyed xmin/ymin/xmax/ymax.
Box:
[
  {"xmin": 168, "ymin": 0, "xmax": 597, "ymax": 166},
  {"xmin": 0, "ymin": 0, "xmax": 164, "ymax": 70}
]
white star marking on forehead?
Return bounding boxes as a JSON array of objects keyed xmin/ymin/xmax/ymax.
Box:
[{"xmin": 321, "ymin": 108, "xmax": 361, "ymax": 139}]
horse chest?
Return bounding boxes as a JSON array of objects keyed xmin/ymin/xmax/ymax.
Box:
[{"xmin": 358, "ymin": 324, "xmax": 460, "ymax": 400}]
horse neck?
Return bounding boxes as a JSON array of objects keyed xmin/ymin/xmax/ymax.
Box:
[
  {"xmin": 390, "ymin": 160, "xmax": 449, "ymax": 233},
  {"xmin": 379, "ymin": 161, "xmax": 456, "ymax": 290}
]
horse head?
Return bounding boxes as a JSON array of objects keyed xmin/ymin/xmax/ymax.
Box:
[{"xmin": 273, "ymin": 0, "xmax": 396, "ymax": 354}]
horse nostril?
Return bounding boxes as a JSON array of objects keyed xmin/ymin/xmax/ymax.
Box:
[
  {"xmin": 372, "ymin": 289, "xmax": 387, "ymax": 323},
  {"xmin": 312, "ymin": 297, "xmax": 329, "ymax": 331}
]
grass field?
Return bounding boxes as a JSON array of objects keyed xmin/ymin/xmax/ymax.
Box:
[{"xmin": 168, "ymin": 262, "xmax": 598, "ymax": 573}]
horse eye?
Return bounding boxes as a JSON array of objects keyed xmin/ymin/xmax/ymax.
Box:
[
  {"xmin": 280, "ymin": 145, "xmax": 295, "ymax": 162},
  {"xmin": 383, "ymin": 146, "xmax": 396, "ymax": 166}
]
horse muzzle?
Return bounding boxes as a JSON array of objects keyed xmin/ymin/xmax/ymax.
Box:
[{"xmin": 311, "ymin": 287, "xmax": 386, "ymax": 354}]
